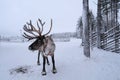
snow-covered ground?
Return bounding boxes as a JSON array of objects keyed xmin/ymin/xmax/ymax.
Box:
[{"xmin": 0, "ymin": 39, "xmax": 120, "ymax": 80}]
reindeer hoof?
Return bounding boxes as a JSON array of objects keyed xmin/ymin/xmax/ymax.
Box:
[
  {"xmin": 37, "ymin": 61, "xmax": 40, "ymax": 65},
  {"xmin": 47, "ymin": 63, "xmax": 50, "ymax": 65},
  {"xmin": 37, "ymin": 63, "xmax": 41, "ymax": 65},
  {"xmin": 41, "ymin": 71, "xmax": 47, "ymax": 76},
  {"xmin": 52, "ymin": 69, "xmax": 57, "ymax": 74}
]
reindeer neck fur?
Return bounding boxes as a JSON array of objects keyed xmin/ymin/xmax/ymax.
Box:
[{"xmin": 41, "ymin": 36, "xmax": 55, "ymax": 56}]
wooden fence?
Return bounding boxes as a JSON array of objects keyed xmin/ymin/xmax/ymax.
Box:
[{"xmin": 91, "ymin": 24, "xmax": 120, "ymax": 53}]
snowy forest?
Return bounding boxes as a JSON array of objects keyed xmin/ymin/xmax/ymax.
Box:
[
  {"xmin": 0, "ymin": 0, "xmax": 120, "ymax": 80},
  {"xmin": 76, "ymin": 0, "xmax": 120, "ymax": 56}
]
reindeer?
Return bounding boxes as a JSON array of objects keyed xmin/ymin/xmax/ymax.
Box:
[{"xmin": 23, "ymin": 18, "xmax": 57, "ymax": 75}]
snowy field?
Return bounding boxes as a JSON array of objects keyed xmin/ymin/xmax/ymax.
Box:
[{"xmin": 0, "ymin": 39, "xmax": 120, "ymax": 80}]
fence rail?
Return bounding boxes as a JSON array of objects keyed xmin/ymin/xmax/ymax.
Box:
[{"xmin": 91, "ymin": 24, "xmax": 120, "ymax": 53}]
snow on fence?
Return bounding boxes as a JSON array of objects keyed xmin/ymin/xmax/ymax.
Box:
[{"xmin": 91, "ymin": 24, "xmax": 120, "ymax": 53}]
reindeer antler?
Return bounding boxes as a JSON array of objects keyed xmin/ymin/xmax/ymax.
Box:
[
  {"xmin": 22, "ymin": 32, "xmax": 37, "ymax": 41},
  {"xmin": 43, "ymin": 19, "xmax": 53, "ymax": 36},
  {"xmin": 23, "ymin": 18, "xmax": 53, "ymax": 40},
  {"xmin": 37, "ymin": 18, "xmax": 45, "ymax": 34},
  {"xmin": 23, "ymin": 20, "xmax": 42, "ymax": 40}
]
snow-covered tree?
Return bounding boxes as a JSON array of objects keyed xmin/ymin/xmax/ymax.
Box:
[
  {"xmin": 77, "ymin": 11, "xmax": 95, "ymax": 47},
  {"xmin": 76, "ymin": 17, "xmax": 83, "ymax": 39},
  {"xmin": 82, "ymin": 0, "xmax": 90, "ymax": 57},
  {"xmin": 96, "ymin": 0, "xmax": 102, "ymax": 48}
]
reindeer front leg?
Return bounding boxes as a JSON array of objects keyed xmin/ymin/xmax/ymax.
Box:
[
  {"xmin": 37, "ymin": 50, "xmax": 41, "ymax": 65},
  {"xmin": 46, "ymin": 57, "xmax": 50, "ymax": 65},
  {"xmin": 41, "ymin": 55, "xmax": 46, "ymax": 75}
]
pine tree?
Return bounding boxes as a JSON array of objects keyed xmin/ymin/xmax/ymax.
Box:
[{"xmin": 77, "ymin": 17, "xmax": 83, "ymax": 39}]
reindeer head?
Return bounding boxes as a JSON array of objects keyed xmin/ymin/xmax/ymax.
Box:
[{"xmin": 23, "ymin": 19, "xmax": 52, "ymax": 51}]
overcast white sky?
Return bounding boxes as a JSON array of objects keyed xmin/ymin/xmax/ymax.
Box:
[{"xmin": 0, "ymin": 0, "xmax": 97, "ymax": 36}]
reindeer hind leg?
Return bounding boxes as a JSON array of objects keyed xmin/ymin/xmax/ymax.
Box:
[{"xmin": 51, "ymin": 55, "xmax": 57, "ymax": 74}]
